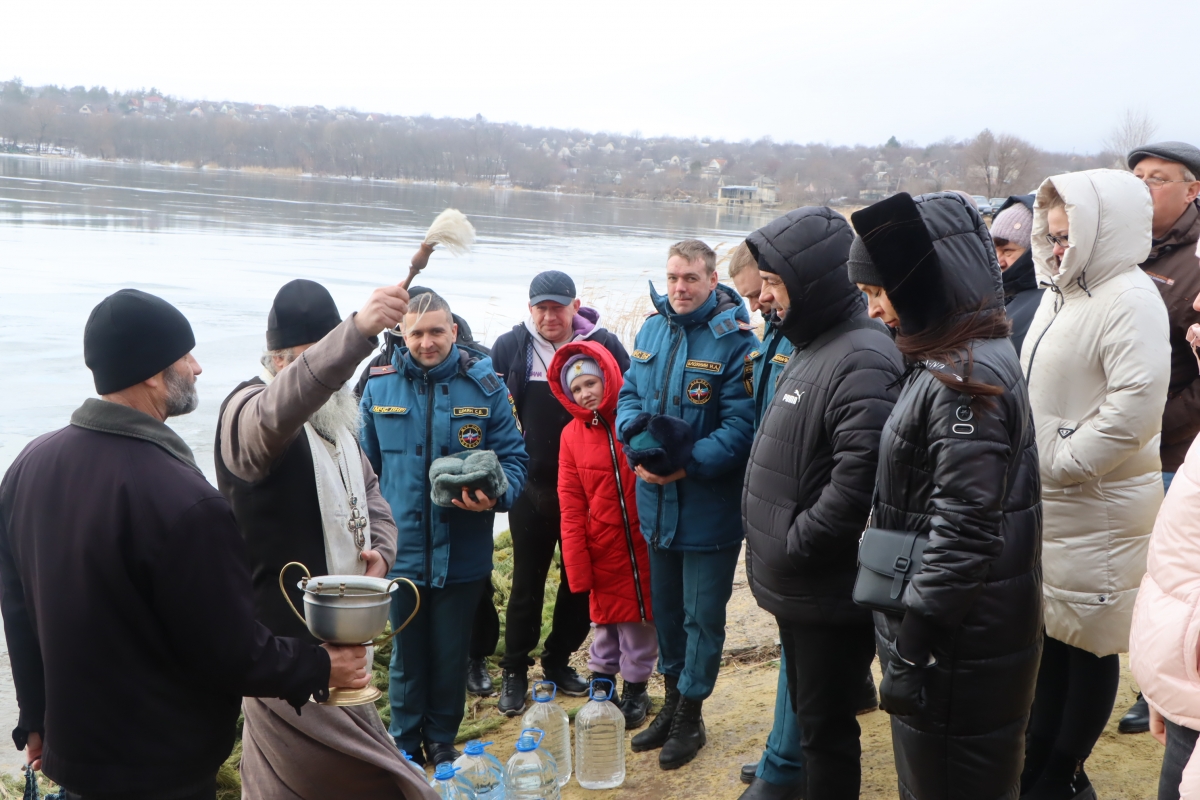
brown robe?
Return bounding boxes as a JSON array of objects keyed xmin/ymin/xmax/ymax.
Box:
[{"xmin": 219, "ymin": 314, "xmax": 435, "ymax": 800}]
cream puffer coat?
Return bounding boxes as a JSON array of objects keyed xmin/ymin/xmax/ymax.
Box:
[
  {"xmin": 1131, "ymin": 435, "xmax": 1200, "ymax": 798},
  {"xmin": 1022, "ymin": 169, "xmax": 1170, "ymax": 657}
]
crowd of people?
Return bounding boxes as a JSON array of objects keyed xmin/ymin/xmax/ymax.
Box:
[{"xmin": 4, "ymin": 141, "xmax": 1200, "ymax": 800}]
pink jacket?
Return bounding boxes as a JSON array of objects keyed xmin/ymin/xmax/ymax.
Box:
[{"xmin": 1131, "ymin": 435, "xmax": 1200, "ymax": 797}]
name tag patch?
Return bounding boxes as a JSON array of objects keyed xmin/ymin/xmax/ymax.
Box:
[
  {"xmin": 685, "ymin": 359, "xmax": 723, "ymax": 373},
  {"xmin": 371, "ymin": 406, "xmax": 408, "ymax": 414},
  {"xmin": 453, "ymin": 406, "xmax": 490, "ymax": 417},
  {"xmin": 631, "ymin": 350, "xmax": 654, "ymax": 362},
  {"xmin": 771, "ymin": 354, "xmax": 790, "ymax": 365}
]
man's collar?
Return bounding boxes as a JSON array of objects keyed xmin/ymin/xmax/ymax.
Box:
[{"xmin": 70, "ymin": 398, "xmax": 200, "ymax": 472}]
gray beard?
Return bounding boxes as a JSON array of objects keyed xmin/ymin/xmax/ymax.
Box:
[
  {"xmin": 163, "ymin": 365, "xmax": 199, "ymax": 418},
  {"xmin": 309, "ymin": 387, "xmax": 361, "ymax": 443}
]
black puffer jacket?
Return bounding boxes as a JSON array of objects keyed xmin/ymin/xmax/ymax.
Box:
[
  {"xmin": 854, "ymin": 192, "xmax": 1043, "ymax": 800},
  {"xmin": 741, "ymin": 207, "xmax": 904, "ymax": 624}
]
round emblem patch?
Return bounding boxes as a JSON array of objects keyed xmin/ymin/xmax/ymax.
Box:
[
  {"xmin": 687, "ymin": 378, "xmax": 712, "ymax": 405},
  {"xmin": 458, "ymin": 423, "xmax": 483, "ymax": 448}
]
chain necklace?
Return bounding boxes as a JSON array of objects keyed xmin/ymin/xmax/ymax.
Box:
[{"xmin": 315, "ymin": 428, "xmax": 367, "ymax": 551}]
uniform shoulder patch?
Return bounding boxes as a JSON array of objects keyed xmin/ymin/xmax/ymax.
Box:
[
  {"xmin": 631, "ymin": 350, "xmax": 655, "ymax": 362},
  {"xmin": 506, "ymin": 392, "xmax": 524, "ymax": 435},
  {"xmin": 771, "ymin": 353, "xmax": 790, "ymax": 365},
  {"xmin": 742, "ymin": 360, "xmax": 754, "ymax": 396},
  {"xmin": 369, "ymin": 364, "xmax": 397, "ymax": 377},
  {"xmin": 477, "ymin": 371, "xmax": 502, "ymax": 394},
  {"xmin": 738, "ymin": 321, "xmax": 753, "ymax": 331},
  {"xmin": 745, "ymin": 350, "xmax": 761, "ymax": 362}
]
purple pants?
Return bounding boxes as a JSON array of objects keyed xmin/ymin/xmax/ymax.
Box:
[{"xmin": 588, "ymin": 621, "xmax": 659, "ymax": 683}]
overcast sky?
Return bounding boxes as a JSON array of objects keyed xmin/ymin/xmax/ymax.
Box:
[{"xmin": 3, "ymin": 0, "xmax": 1193, "ymax": 153}]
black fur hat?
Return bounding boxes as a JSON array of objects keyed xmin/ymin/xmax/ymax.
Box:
[{"xmin": 621, "ymin": 413, "xmax": 694, "ymax": 476}]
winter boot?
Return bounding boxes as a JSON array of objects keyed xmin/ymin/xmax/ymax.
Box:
[
  {"xmin": 590, "ymin": 672, "xmax": 618, "ymax": 704},
  {"xmin": 620, "ymin": 680, "xmax": 652, "ymax": 729},
  {"xmin": 498, "ymin": 668, "xmax": 528, "ymax": 717},
  {"xmin": 631, "ymin": 674, "xmax": 679, "ymax": 752},
  {"xmin": 659, "ymin": 695, "xmax": 706, "ymax": 769}
]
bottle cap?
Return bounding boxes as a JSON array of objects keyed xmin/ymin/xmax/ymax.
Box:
[
  {"xmin": 434, "ymin": 763, "xmax": 459, "ymax": 780},
  {"xmin": 463, "ymin": 739, "xmax": 492, "ymax": 756},
  {"xmin": 515, "ymin": 728, "xmax": 544, "ymax": 752},
  {"xmin": 532, "ymin": 680, "xmax": 558, "ymax": 703}
]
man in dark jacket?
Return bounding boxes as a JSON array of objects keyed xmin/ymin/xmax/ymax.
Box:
[
  {"xmin": 617, "ymin": 240, "xmax": 758, "ymax": 770},
  {"xmin": 353, "ymin": 287, "xmax": 500, "ymax": 699},
  {"xmin": 742, "ymin": 208, "xmax": 904, "ymax": 799},
  {"xmin": 1119, "ymin": 141, "xmax": 1200, "ymax": 735},
  {"xmin": 490, "ymin": 271, "xmax": 630, "ymax": 715},
  {"xmin": 0, "ymin": 290, "xmax": 368, "ymax": 800},
  {"xmin": 990, "ymin": 195, "xmax": 1043, "ymax": 355}
]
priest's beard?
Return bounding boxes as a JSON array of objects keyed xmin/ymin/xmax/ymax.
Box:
[
  {"xmin": 309, "ymin": 387, "xmax": 362, "ymax": 442},
  {"xmin": 163, "ymin": 364, "xmax": 199, "ymax": 417}
]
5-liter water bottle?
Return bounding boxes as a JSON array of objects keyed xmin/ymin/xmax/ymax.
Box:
[
  {"xmin": 520, "ymin": 681, "xmax": 571, "ymax": 786},
  {"xmin": 504, "ymin": 728, "xmax": 561, "ymax": 800},
  {"xmin": 430, "ymin": 763, "xmax": 478, "ymax": 800},
  {"xmin": 453, "ymin": 739, "xmax": 506, "ymax": 799},
  {"xmin": 575, "ymin": 678, "xmax": 626, "ymax": 789},
  {"xmin": 400, "ymin": 749, "xmax": 428, "ymax": 781}
]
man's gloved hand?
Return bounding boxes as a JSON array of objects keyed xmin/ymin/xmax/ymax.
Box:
[{"xmin": 879, "ymin": 639, "xmax": 935, "ymax": 717}]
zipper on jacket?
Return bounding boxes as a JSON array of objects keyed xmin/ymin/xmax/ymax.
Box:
[
  {"xmin": 423, "ymin": 371, "xmax": 434, "ymax": 586},
  {"xmin": 1023, "ymin": 282, "xmax": 1063, "ymax": 385},
  {"xmin": 596, "ymin": 410, "xmax": 647, "ymax": 621},
  {"xmin": 652, "ymin": 321, "xmax": 685, "ymax": 550}
]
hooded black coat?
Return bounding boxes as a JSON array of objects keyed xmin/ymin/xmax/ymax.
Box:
[
  {"xmin": 741, "ymin": 207, "xmax": 904, "ymax": 624},
  {"xmin": 852, "ymin": 192, "xmax": 1043, "ymax": 800},
  {"xmin": 996, "ymin": 195, "xmax": 1044, "ymax": 355}
]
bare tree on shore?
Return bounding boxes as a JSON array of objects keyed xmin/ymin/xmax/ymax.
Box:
[{"xmin": 1103, "ymin": 109, "xmax": 1158, "ymax": 168}]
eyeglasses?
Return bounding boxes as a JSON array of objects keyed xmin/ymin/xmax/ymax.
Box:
[
  {"xmin": 1142, "ymin": 176, "xmax": 1193, "ymax": 189},
  {"xmin": 1045, "ymin": 233, "xmax": 1070, "ymax": 248}
]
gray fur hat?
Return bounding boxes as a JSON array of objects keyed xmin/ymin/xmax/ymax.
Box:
[{"xmin": 429, "ymin": 450, "xmax": 508, "ymax": 508}]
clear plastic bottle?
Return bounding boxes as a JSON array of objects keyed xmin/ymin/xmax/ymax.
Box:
[
  {"xmin": 575, "ymin": 678, "xmax": 626, "ymax": 789},
  {"xmin": 504, "ymin": 728, "xmax": 561, "ymax": 800},
  {"xmin": 520, "ymin": 681, "xmax": 571, "ymax": 786},
  {"xmin": 453, "ymin": 739, "xmax": 506, "ymax": 800},
  {"xmin": 400, "ymin": 749, "xmax": 428, "ymax": 781},
  {"xmin": 430, "ymin": 763, "xmax": 478, "ymax": 800}
]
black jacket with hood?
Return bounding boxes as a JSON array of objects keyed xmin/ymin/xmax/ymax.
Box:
[
  {"xmin": 995, "ymin": 194, "xmax": 1044, "ymax": 355},
  {"xmin": 741, "ymin": 207, "xmax": 903, "ymax": 624},
  {"xmin": 852, "ymin": 192, "xmax": 1043, "ymax": 800}
]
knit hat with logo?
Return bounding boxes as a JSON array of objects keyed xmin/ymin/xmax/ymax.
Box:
[{"xmin": 990, "ymin": 203, "xmax": 1033, "ymax": 250}]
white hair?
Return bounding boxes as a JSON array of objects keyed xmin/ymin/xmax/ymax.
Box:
[{"xmin": 260, "ymin": 347, "xmax": 296, "ymax": 377}]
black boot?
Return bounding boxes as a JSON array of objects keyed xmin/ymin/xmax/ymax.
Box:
[
  {"xmin": 498, "ymin": 668, "xmax": 528, "ymax": 717},
  {"xmin": 542, "ymin": 663, "xmax": 590, "ymax": 696},
  {"xmin": 1118, "ymin": 693, "xmax": 1150, "ymax": 734},
  {"xmin": 659, "ymin": 695, "xmax": 706, "ymax": 770},
  {"xmin": 466, "ymin": 658, "xmax": 494, "ymax": 696},
  {"xmin": 738, "ymin": 776, "xmax": 807, "ymax": 800},
  {"xmin": 631, "ymin": 674, "xmax": 679, "ymax": 752},
  {"xmin": 590, "ymin": 672, "xmax": 618, "ymax": 704},
  {"xmin": 740, "ymin": 761, "xmax": 760, "ymax": 785},
  {"xmin": 856, "ymin": 670, "xmax": 879, "ymax": 715},
  {"xmin": 621, "ymin": 680, "xmax": 652, "ymax": 729}
]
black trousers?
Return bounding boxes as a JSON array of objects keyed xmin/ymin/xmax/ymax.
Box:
[
  {"xmin": 65, "ymin": 776, "xmax": 216, "ymax": 800},
  {"xmin": 1160, "ymin": 718, "xmax": 1200, "ymax": 800},
  {"xmin": 777, "ymin": 617, "xmax": 876, "ymax": 800},
  {"xmin": 1026, "ymin": 634, "xmax": 1120, "ymax": 772},
  {"xmin": 470, "ymin": 575, "xmax": 501, "ymax": 660},
  {"xmin": 500, "ymin": 491, "xmax": 591, "ymax": 671}
]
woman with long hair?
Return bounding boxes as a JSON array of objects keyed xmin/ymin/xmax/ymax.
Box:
[{"xmin": 848, "ymin": 191, "xmax": 1043, "ymax": 800}]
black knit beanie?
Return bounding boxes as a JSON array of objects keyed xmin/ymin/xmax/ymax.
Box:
[
  {"xmin": 84, "ymin": 289, "xmax": 196, "ymax": 395},
  {"xmin": 846, "ymin": 236, "xmax": 885, "ymax": 287},
  {"xmin": 266, "ymin": 279, "xmax": 342, "ymax": 350}
]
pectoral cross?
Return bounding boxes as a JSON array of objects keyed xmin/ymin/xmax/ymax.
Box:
[{"xmin": 348, "ymin": 495, "xmax": 367, "ymax": 550}]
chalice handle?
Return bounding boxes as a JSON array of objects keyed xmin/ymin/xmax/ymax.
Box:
[
  {"xmin": 372, "ymin": 577, "xmax": 421, "ymax": 645},
  {"xmin": 278, "ymin": 562, "xmax": 311, "ymax": 627}
]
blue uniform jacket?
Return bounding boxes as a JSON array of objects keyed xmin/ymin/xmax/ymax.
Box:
[
  {"xmin": 360, "ymin": 345, "xmax": 528, "ymax": 588},
  {"xmin": 616, "ymin": 283, "xmax": 758, "ymax": 551},
  {"xmin": 747, "ymin": 318, "xmax": 795, "ymax": 427}
]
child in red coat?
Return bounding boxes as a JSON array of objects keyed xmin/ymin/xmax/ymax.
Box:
[{"xmin": 550, "ymin": 340, "xmax": 656, "ymax": 727}]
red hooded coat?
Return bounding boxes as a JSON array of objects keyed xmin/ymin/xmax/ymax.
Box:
[{"xmin": 550, "ymin": 341, "xmax": 653, "ymax": 624}]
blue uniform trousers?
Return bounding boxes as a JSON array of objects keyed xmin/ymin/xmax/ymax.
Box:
[
  {"xmin": 648, "ymin": 545, "xmax": 740, "ymax": 701},
  {"xmin": 758, "ymin": 649, "xmax": 807, "ymax": 785},
  {"xmin": 388, "ymin": 577, "xmax": 487, "ymax": 751}
]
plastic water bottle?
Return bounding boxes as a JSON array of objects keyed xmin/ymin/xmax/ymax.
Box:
[
  {"xmin": 520, "ymin": 681, "xmax": 571, "ymax": 786},
  {"xmin": 575, "ymin": 678, "xmax": 626, "ymax": 789},
  {"xmin": 400, "ymin": 749, "xmax": 428, "ymax": 781},
  {"xmin": 453, "ymin": 739, "xmax": 506, "ymax": 800},
  {"xmin": 504, "ymin": 728, "xmax": 561, "ymax": 800},
  {"xmin": 430, "ymin": 763, "xmax": 478, "ymax": 800}
]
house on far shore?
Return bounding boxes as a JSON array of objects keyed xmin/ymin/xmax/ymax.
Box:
[
  {"xmin": 717, "ymin": 177, "xmax": 778, "ymax": 208},
  {"xmin": 78, "ymin": 105, "xmax": 92, "ymax": 114},
  {"xmin": 144, "ymin": 96, "xmax": 166, "ymax": 112},
  {"xmin": 189, "ymin": 107, "xmax": 204, "ymax": 118}
]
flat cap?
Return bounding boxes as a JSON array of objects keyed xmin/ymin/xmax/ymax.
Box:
[{"xmin": 1127, "ymin": 141, "xmax": 1200, "ymax": 178}]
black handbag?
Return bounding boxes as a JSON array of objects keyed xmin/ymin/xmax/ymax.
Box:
[{"xmin": 852, "ymin": 497, "xmax": 929, "ymax": 614}]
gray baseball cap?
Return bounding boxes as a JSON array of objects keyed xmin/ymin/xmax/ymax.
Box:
[{"xmin": 529, "ymin": 270, "xmax": 576, "ymax": 306}]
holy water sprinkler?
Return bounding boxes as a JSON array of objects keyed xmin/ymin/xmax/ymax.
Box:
[{"xmin": 402, "ymin": 208, "xmax": 476, "ymax": 289}]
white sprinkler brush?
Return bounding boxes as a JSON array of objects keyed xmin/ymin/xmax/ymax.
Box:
[{"xmin": 402, "ymin": 208, "xmax": 476, "ymax": 289}]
